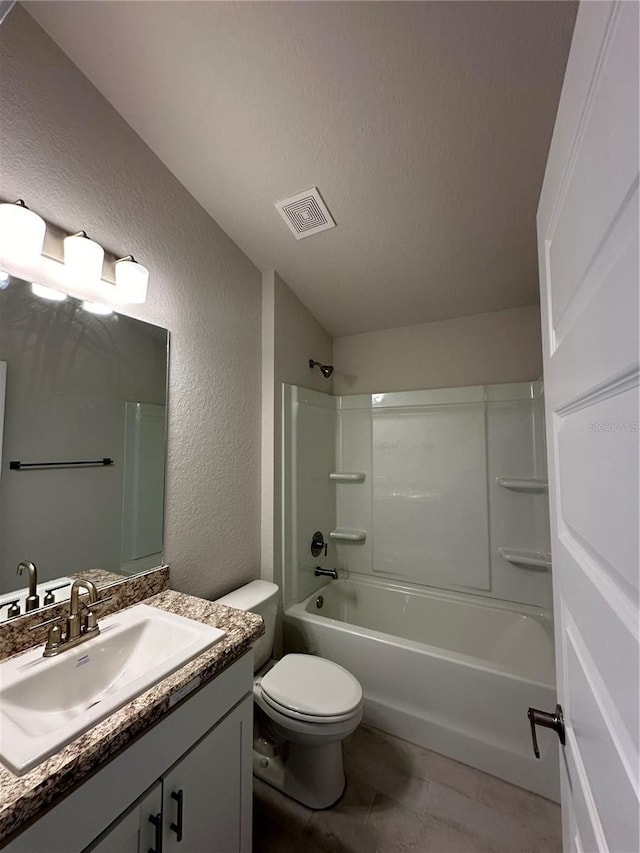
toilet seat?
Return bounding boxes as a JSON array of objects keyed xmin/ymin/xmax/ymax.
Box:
[
  {"xmin": 259, "ymin": 654, "xmax": 362, "ymax": 724},
  {"xmin": 258, "ymin": 688, "xmax": 361, "ymax": 724}
]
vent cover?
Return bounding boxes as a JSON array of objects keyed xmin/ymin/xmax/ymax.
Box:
[{"xmin": 275, "ymin": 187, "xmax": 336, "ymax": 240}]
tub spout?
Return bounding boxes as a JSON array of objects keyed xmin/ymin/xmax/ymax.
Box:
[{"xmin": 315, "ymin": 567, "xmax": 338, "ymax": 580}]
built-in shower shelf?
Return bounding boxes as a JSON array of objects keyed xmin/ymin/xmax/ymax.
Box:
[
  {"xmin": 496, "ymin": 477, "xmax": 548, "ymax": 493},
  {"xmin": 498, "ymin": 547, "xmax": 551, "ymax": 571},
  {"xmin": 330, "ymin": 528, "xmax": 367, "ymax": 542},
  {"xmin": 329, "ymin": 472, "xmax": 366, "ymax": 483}
]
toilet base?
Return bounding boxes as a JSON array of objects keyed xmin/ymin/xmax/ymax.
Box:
[{"xmin": 252, "ymin": 740, "xmax": 345, "ymax": 809}]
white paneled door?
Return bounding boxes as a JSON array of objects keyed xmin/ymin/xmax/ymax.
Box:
[{"xmin": 537, "ymin": 2, "xmax": 639, "ymax": 851}]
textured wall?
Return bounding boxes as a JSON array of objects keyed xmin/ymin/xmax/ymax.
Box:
[
  {"xmin": 261, "ymin": 271, "xmax": 332, "ymax": 585},
  {"xmin": 0, "ymin": 8, "xmax": 262, "ymax": 598},
  {"xmin": 333, "ymin": 306, "xmax": 543, "ymax": 395}
]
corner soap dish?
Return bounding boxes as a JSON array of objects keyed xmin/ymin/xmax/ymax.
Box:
[
  {"xmin": 498, "ymin": 547, "xmax": 551, "ymax": 571},
  {"xmin": 329, "ymin": 472, "xmax": 366, "ymax": 483},
  {"xmin": 496, "ymin": 477, "xmax": 548, "ymax": 493},
  {"xmin": 329, "ymin": 529, "xmax": 367, "ymax": 542}
]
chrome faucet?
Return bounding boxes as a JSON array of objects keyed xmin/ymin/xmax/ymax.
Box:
[
  {"xmin": 16, "ymin": 561, "xmax": 39, "ymax": 611},
  {"xmin": 315, "ymin": 566, "xmax": 338, "ymax": 580},
  {"xmin": 29, "ymin": 579, "xmax": 110, "ymax": 657}
]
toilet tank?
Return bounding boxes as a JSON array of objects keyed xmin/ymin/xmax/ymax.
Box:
[{"xmin": 216, "ymin": 580, "xmax": 279, "ymax": 671}]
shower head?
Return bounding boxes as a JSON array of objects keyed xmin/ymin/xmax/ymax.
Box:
[{"xmin": 309, "ymin": 359, "xmax": 334, "ymax": 378}]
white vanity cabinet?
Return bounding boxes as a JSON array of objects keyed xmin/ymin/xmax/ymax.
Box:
[
  {"xmin": 86, "ymin": 785, "xmax": 162, "ymax": 853},
  {"xmin": 6, "ymin": 653, "xmax": 254, "ymax": 853},
  {"xmin": 85, "ymin": 697, "xmax": 252, "ymax": 853},
  {"xmin": 88, "ymin": 698, "xmax": 249, "ymax": 853},
  {"xmin": 161, "ymin": 705, "xmax": 246, "ymax": 853}
]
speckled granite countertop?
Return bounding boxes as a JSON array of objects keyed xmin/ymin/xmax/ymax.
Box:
[
  {"xmin": 0, "ymin": 590, "xmax": 264, "ymax": 845},
  {"xmin": 70, "ymin": 568, "xmax": 125, "ymax": 587}
]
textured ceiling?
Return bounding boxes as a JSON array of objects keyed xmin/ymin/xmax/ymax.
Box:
[{"xmin": 24, "ymin": 1, "xmax": 577, "ymax": 336}]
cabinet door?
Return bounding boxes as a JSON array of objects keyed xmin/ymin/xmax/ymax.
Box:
[
  {"xmin": 162, "ymin": 696, "xmax": 252, "ymax": 853},
  {"xmin": 84, "ymin": 783, "xmax": 162, "ymax": 853}
]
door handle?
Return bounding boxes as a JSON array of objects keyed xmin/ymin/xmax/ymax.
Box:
[
  {"xmin": 170, "ymin": 789, "xmax": 184, "ymax": 842},
  {"xmin": 527, "ymin": 704, "xmax": 566, "ymax": 759},
  {"xmin": 148, "ymin": 811, "xmax": 162, "ymax": 853}
]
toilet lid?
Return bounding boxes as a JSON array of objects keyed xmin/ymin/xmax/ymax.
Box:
[{"xmin": 260, "ymin": 654, "xmax": 362, "ymax": 718}]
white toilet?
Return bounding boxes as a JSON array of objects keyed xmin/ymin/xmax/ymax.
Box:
[{"xmin": 217, "ymin": 580, "xmax": 363, "ymax": 809}]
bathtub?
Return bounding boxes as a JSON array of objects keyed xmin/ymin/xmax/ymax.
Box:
[{"xmin": 284, "ymin": 576, "xmax": 559, "ymax": 801}]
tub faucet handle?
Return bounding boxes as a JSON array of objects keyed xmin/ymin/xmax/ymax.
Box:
[{"xmin": 311, "ymin": 531, "xmax": 328, "ymax": 558}]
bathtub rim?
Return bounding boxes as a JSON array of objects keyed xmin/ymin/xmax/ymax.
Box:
[
  {"xmin": 286, "ymin": 574, "xmax": 556, "ymax": 690},
  {"xmin": 297, "ymin": 569, "xmax": 553, "ymax": 622}
]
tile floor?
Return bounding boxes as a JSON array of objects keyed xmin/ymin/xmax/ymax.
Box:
[{"xmin": 253, "ymin": 725, "xmax": 561, "ymax": 853}]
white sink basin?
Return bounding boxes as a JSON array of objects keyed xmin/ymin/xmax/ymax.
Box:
[{"xmin": 0, "ymin": 604, "xmax": 225, "ymax": 775}]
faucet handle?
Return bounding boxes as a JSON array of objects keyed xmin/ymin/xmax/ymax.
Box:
[
  {"xmin": 43, "ymin": 581, "xmax": 72, "ymax": 605},
  {"xmin": 44, "ymin": 623, "xmax": 64, "ymax": 655},
  {"xmin": 3, "ymin": 599, "xmax": 21, "ymax": 619},
  {"xmin": 28, "ymin": 614, "xmax": 65, "ymax": 655},
  {"xmin": 83, "ymin": 596, "xmax": 112, "ymax": 630},
  {"xmin": 82, "ymin": 595, "xmax": 113, "ymax": 634}
]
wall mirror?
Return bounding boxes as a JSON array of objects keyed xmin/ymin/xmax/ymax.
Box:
[{"xmin": 0, "ymin": 275, "xmax": 168, "ymax": 620}]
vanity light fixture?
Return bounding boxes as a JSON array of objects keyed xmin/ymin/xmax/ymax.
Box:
[
  {"xmin": 0, "ymin": 200, "xmax": 46, "ymax": 266},
  {"xmin": 82, "ymin": 300, "xmax": 113, "ymax": 316},
  {"xmin": 115, "ymin": 255, "xmax": 149, "ymax": 304},
  {"xmin": 31, "ymin": 282, "xmax": 67, "ymax": 302},
  {"xmin": 0, "ymin": 197, "xmax": 150, "ymax": 307},
  {"xmin": 63, "ymin": 231, "xmax": 104, "ymax": 284}
]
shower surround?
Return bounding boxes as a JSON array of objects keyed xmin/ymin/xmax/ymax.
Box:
[{"xmin": 281, "ymin": 382, "xmax": 557, "ymax": 800}]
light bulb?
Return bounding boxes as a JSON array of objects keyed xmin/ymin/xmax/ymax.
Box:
[
  {"xmin": 115, "ymin": 256, "xmax": 148, "ymax": 304},
  {"xmin": 64, "ymin": 232, "xmax": 104, "ymax": 284},
  {"xmin": 82, "ymin": 301, "xmax": 113, "ymax": 316},
  {"xmin": 31, "ymin": 282, "xmax": 67, "ymax": 302},
  {"xmin": 0, "ymin": 201, "xmax": 46, "ymax": 265}
]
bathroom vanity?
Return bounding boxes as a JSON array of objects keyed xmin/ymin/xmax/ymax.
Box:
[
  {"xmin": 0, "ymin": 590, "xmax": 264, "ymax": 853},
  {"xmin": 0, "ymin": 275, "xmax": 265, "ymax": 851}
]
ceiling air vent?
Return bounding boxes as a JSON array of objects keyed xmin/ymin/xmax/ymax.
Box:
[{"xmin": 275, "ymin": 187, "xmax": 336, "ymax": 240}]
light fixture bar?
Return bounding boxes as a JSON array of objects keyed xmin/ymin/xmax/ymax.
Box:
[{"xmin": 0, "ymin": 196, "xmax": 149, "ymax": 306}]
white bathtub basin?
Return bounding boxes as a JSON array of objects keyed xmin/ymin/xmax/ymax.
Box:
[
  {"xmin": 0, "ymin": 604, "xmax": 225, "ymax": 775},
  {"xmin": 285, "ymin": 576, "xmax": 559, "ymax": 801}
]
